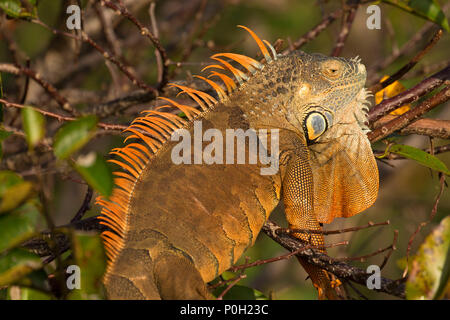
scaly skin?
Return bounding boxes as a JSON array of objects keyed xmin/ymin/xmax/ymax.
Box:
[{"xmin": 98, "ymin": 35, "xmax": 379, "ymax": 300}]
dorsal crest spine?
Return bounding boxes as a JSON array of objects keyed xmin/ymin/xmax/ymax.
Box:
[{"xmin": 96, "ymin": 26, "xmax": 278, "ymax": 277}]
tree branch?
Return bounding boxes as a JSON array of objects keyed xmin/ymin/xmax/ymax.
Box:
[
  {"xmin": 368, "ymin": 85, "xmax": 450, "ymax": 143},
  {"xmin": 368, "ymin": 65, "xmax": 450, "ymax": 125},
  {"xmin": 262, "ymin": 220, "xmax": 406, "ymax": 299}
]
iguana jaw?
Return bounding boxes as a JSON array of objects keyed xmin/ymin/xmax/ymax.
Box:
[{"xmin": 353, "ymin": 87, "xmax": 372, "ymax": 134}]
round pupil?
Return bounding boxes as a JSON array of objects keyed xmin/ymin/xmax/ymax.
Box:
[{"xmin": 310, "ymin": 114, "xmax": 326, "ymax": 136}]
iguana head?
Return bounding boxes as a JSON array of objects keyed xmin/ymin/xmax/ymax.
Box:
[
  {"xmin": 279, "ymin": 51, "xmax": 378, "ymax": 224},
  {"xmin": 284, "ymin": 51, "xmax": 369, "ymax": 143},
  {"xmin": 244, "ymin": 50, "xmax": 377, "ymax": 223}
]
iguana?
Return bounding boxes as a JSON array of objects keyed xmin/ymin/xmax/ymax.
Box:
[{"xmin": 96, "ymin": 26, "xmax": 379, "ymax": 300}]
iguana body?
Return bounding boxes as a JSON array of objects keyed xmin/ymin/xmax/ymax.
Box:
[{"xmin": 97, "ymin": 26, "xmax": 379, "ymax": 300}]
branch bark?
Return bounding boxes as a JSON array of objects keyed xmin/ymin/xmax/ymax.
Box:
[
  {"xmin": 262, "ymin": 220, "xmax": 406, "ymax": 299},
  {"xmin": 368, "ymin": 65, "xmax": 450, "ymax": 124},
  {"xmin": 368, "ymin": 85, "xmax": 450, "ymax": 143}
]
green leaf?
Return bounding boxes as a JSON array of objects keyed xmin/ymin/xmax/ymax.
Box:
[
  {"xmin": 385, "ymin": 144, "xmax": 450, "ymax": 176},
  {"xmin": 67, "ymin": 231, "xmax": 106, "ymax": 300},
  {"xmin": 53, "ymin": 116, "xmax": 98, "ymax": 160},
  {"xmin": 0, "ymin": 248, "xmax": 42, "ymax": 286},
  {"xmin": 406, "ymin": 216, "xmax": 450, "ymax": 300},
  {"xmin": 0, "ymin": 0, "xmax": 38, "ymax": 19},
  {"xmin": 0, "ymin": 200, "xmax": 43, "ymax": 253},
  {"xmin": 177, "ymin": 112, "xmax": 187, "ymax": 119},
  {"xmin": 74, "ymin": 152, "xmax": 113, "ymax": 198},
  {"xmin": 21, "ymin": 107, "xmax": 45, "ymax": 149},
  {"xmin": 213, "ymin": 284, "xmax": 268, "ymax": 300},
  {"xmin": 0, "ymin": 130, "xmax": 12, "ymax": 140},
  {"xmin": 0, "ymin": 171, "xmax": 22, "ymax": 194},
  {"xmin": 0, "ymin": 171, "xmax": 33, "ymax": 213},
  {"xmin": 382, "ymin": 0, "xmax": 450, "ymax": 32},
  {"xmin": 0, "ymin": 130, "xmax": 13, "ymax": 160},
  {"xmin": 6, "ymin": 286, "xmax": 51, "ymax": 300},
  {"xmin": 11, "ymin": 269, "xmax": 52, "ymax": 300},
  {"xmin": 0, "ymin": 0, "xmax": 21, "ymax": 18},
  {"xmin": 0, "ymin": 182, "xmax": 33, "ymax": 213}
]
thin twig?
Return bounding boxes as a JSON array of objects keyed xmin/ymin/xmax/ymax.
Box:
[
  {"xmin": 71, "ymin": 187, "xmax": 93, "ymax": 223},
  {"xmin": 80, "ymin": 30, "xmax": 157, "ymax": 93},
  {"xmin": 282, "ymin": 8, "xmax": 344, "ymax": 54},
  {"xmin": 0, "ymin": 63, "xmax": 76, "ymax": 115},
  {"xmin": 345, "ymin": 280, "xmax": 369, "ymax": 300},
  {"xmin": 228, "ymin": 241, "xmax": 348, "ymax": 272},
  {"xmin": 379, "ymin": 230, "xmax": 398, "ymax": 270},
  {"xmin": 262, "ymin": 220, "xmax": 406, "ymax": 298},
  {"xmin": 403, "ymin": 174, "xmax": 446, "ymax": 278},
  {"xmin": 334, "ymin": 243, "xmax": 393, "ymax": 262},
  {"xmin": 367, "ymin": 24, "xmax": 436, "ymax": 81},
  {"xmin": 101, "ymin": 0, "xmax": 169, "ymax": 90},
  {"xmin": 367, "ymin": 2, "xmax": 450, "ymax": 82},
  {"xmin": 369, "ymin": 29, "xmax": 443, "ymax": 94},
  {"xmin": 0, "ymin": 98, "xmax": 128, "ymax": 132},
  {"xmin": 216, "ymin": 274, "xmax": 247, "ymax": 300},
  {"xmin": 279, "ymin": 220, "xmax": 389, "ymax": 236},
  {"xmin": 368, "ymin": 85, "xmax": 450, "ymax": 143},
  {"xmin": 368, "ymin": 65, "xmax": 450, "ymax": 124},
  {"xmin": 149, "ymin": 2, "xmax": 163, "ymax": 84},
  {"xmin": 31, "ymin": 17, "xmax": 158, "ymax": 95},
  {"xmin": 331, "ymin": 6, "xmax": 357, "ymax": 56}
]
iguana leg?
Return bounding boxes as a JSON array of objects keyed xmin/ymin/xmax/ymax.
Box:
[
  {"xmin": 153, "ymin": 251, "xmax": 214, "ymax": 300},
  {"xmin": 282, "ymin": 151, "xmax": 339, "ymax": 300}
]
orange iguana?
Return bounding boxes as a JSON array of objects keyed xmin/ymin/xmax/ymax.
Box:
[{"xmin": 96, "ymin": 26, "xmax": 379, "ymax": 300}]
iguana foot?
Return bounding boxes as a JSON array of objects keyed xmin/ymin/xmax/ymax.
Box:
[{"xmin": 330, "ymin": 279, "xmax": 342, "ymax": 288}]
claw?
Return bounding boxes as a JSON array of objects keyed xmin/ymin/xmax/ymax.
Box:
[{"xmin": 330, "ymin": 279, "xmax": 342, "ymax": 288}]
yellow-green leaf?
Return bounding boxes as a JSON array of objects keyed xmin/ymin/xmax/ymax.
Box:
[
  {"xmin": 0, "ymin": 0, "xmax": 21, "ymax": 18},
  {"xmin": 67, "ymin": 231, "xmax": 106, "ymax": 300},
  {"xmin": 0, "ymin": 200, "xmax": 43, "ymax": 253},
  {"xmin": 382, "ymin": 0, "xmax": 450, "ymax": 32},
  {"xmin": 74, "ymin": 152, "xmax": 113, "ymax": 198},
  {"xmin": 21, "ymin": 107, "xmax": 45, "ymax": 149},
  {"xmin": 384, "ymin": 144, "xmax": 450, "ymax": 176},
  {"xmin": 406, "ymin": 216, "xmax": 450, "ymax": 300},
  {"xmin": 0, "ymin": 248, "xmax": 42, "ymax": 286},
  {"xmin": 53, "ymin": 116, "xmax": 98, "ymax": 160},
  {"xmin": 9, "ymin": 269, "xmax": 52, "ymax": 300},
  {"xmin": 0, "ymin": 0, "xmax": 38, "ymax": 19},
  {"xmin": 0, "ymin": 171, "xmax": 33, "ymax": 214}
]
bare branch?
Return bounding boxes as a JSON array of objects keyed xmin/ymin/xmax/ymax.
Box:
[
  {"xmin": 368, "ymin": 85, "xmax": 450, "ymax": 143},
  {"xmin": 369, "ymin": 29, "xmax": 443, "ymax": 94},
  {"xmin": 101, "ymin": 0, "xmax": 169, "ymax": 90},
  {"xmin": 0, "ymin": 63, "xmax": 76, "ymax": 115},
  {"xmin": 282, "ymin": 8, "xmax": 343, "ymax": 54},
  {"xmin": 331, "ymin": 6, "xmax": 357, "ymax": 57},
  {"xmin": 0, "ymin": 98, "xmax": 128, "ymax": 132},
  {"xmin": 367, "ymin": 65, "xmax": 450, "ymax": 124},
  {"xmin": 262, "ymin": 220, "xmax": 406, "ymax": 298}
]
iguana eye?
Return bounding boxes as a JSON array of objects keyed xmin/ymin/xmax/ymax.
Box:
[
  {"xmin": 304, "ymin": 112, "xmax": 328, "ymax": 142},
  {"xmin": 322, "ymin": 60, "xmax": 342, "ymax": 78}
]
